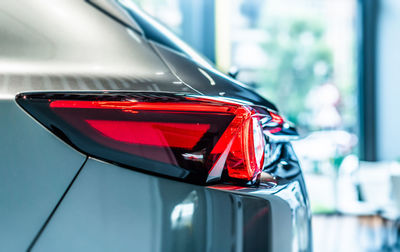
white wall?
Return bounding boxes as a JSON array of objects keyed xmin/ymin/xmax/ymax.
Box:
[{"xmin": 377, "ymin": 0, "xmax": 400, "ymax": 160}]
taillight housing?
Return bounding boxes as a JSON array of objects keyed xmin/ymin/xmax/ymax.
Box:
[{"xmin": 16, "ymin": 92, "xmax": 279, "ymax": 185}]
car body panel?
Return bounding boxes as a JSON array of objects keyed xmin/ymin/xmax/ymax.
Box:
[
  {"xmin": 31, "ymin": 153, "xmax": 311, "ymax": 252},
  {"xmin": 0, "ymin": 0, "xmax": 277, "ymax": 111},
  {"xmin": 33, "ymin": 158, "xmax": 272, "ymax": 252},
  {"xmin": 0, "ymin": 0, "xmax": 195, "ymax": 95},
  {"xmin": 0, "ymin": 73, "xmax": 195, "ymax": 97},
  {"xmin": 211, "ymin": 143, "xmax": 312, "ymax": 252},
  {"xmin": 0, "ymin": 99, "xmax": 86, "ymax": 251}
]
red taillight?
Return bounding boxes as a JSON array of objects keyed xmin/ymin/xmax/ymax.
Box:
[
  {"xmin": 224, "ymin": 115, "xmax": 264, "ymax": 180},
  {"xmin": 85, "ymin": 120, "xmax": 210, "ymax": 148},
  {"xmin": 265, "ymin": 111, "xmax": 284, "ymax": 134},
  {"xmin": 269, "ymin": 111, "xmax": 284, "ymax": 124},
  {"xmin": 17, "ymin": 92, "xmax": 273, "ymax": 184}
]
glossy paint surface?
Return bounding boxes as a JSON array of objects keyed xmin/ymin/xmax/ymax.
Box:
[
  {"xmin": 29, "ymin": 146, "xmax": 311, "ymax": 252},
  {"xmin": 0, "ymin": 0, "xmax": 276, "ymax": 111},
  {"xmin": 0, "ymin": 0, "xmax": 191, "ymax": 95},
  {"xmin": 33, "ymin": 158, "xmax": 272, "ymax": 252},
  {"xmin": 0, "ymin": 100, "xmax": 86, "ymax": 251}
]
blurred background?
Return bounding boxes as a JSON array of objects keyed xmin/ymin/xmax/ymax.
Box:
[{"xmin": 131, "ymin": 0, "xmax": 399, "ymax": 251}]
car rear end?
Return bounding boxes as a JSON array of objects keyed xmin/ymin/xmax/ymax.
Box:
[{"xmin": 0, "ymin": 0, "xmax": 312, "ymax": 251}]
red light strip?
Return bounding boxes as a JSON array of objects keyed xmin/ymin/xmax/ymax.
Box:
[
  {"xmin": 269, "ymin": 111, "xmax": 284, "ymax": 124},
  {"xmin": 86, "ymin": 120, "xmax": 210, "ymax": 149},
  {"xmin": 50, "ymin": 100, "xmax": 234, "ymax": 113},
  {"xmin": 208, "ymin": 106, "xmax": 264, "ymax": 180},
  {"xmin": 210, "ymin": 106, "xmax": 251, "ymax": 154}
]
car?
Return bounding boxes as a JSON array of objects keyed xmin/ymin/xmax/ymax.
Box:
[{"xmin": 0, "ymin": 0, "xmax": 312, "ymax": 251}]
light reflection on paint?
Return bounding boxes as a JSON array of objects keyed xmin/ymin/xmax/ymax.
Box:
[
  {"xmin": 170, "ymin": 191, "xmax": 198, "ymax": 229},
  {"xmin": 198, "ymin": 68, "xmax": 216, "ymax": 86}
]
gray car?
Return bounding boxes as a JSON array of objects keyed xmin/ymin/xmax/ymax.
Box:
[{"xmin": 0, "ymin": 0, "xmax": 312, "ymax": 251}]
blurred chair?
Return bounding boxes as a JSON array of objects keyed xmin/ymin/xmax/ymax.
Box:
[
  {"xmin": 349, "ymin": 162, "xmax": 400, "ymax": 250},
  {"xmin": 388, "ymin": 174, "xmax": 400, "ymax": 248},
  {"xmin": 355, "ymin": 162, "xmax": 400, "ymax": 250}
]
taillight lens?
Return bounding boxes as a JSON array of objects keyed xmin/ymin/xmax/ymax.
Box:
[
  {"xmin": 16, "ymin": 92, "xmax": 275, "ymax": 185},
  {"xmin": 264, "ymin": 111, "xmax": 284, "ymax": 134}
]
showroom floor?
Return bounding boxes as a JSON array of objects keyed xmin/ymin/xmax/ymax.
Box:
[{"xmin": 313, "ymin": 215, "xmax": 400, "ymax": 252}]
